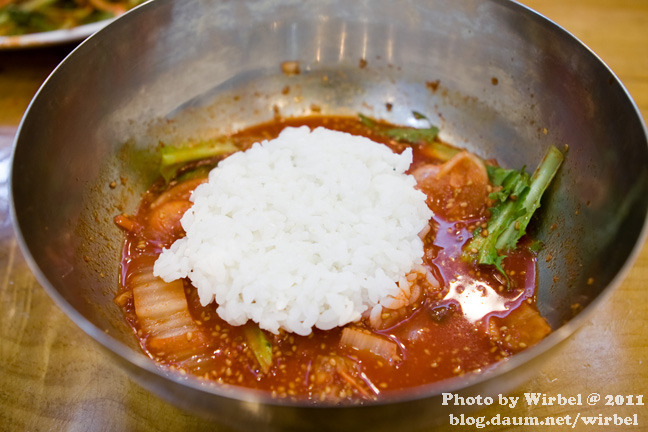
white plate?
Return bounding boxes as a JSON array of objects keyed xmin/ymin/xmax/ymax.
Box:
[{"xmin": 0, "ymin": 18, "xmax": 113, "ymax": 49}]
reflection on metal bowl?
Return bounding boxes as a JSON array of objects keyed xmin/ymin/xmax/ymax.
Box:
[{"xmin": 10, "ymin": 0, "xmax": 648, "ymax": 430}]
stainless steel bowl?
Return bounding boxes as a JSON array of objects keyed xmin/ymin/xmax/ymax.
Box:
[{"xmin": 10, "ymin": 0, "xmax": 648, "ymax": 430}]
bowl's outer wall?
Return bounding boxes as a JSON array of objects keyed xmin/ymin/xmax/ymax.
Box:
[{"xmin": 10, "ymin": 0, "xmax": 648, "ymax": 430}]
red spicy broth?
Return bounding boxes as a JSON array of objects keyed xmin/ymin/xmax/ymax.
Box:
[{"xmin": 114, "ymin": 115, "xmax": 551, "ymax": 402}]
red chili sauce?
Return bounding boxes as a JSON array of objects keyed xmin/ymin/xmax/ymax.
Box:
[{"xmin": 114, "ymin": 116, "xmax": 552, "ymax": 403}]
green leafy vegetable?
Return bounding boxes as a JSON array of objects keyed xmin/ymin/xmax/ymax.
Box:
[
  {"xmin": 385, "ymin": 127, "xmax": 439, "ymax": 144},
  {"xmin": 159, "ymin": 140, "xmax": 238, "ymax": 182},
  {"xmin": 528, "ymin": 239, "xmax": 544, "ymax": 253},
  {"xmin": 243, "ymin": 324, "xmax": 273, "ymax": 374},
  {"xmin": 358, "ymin": 113, "xmax": 459, "ymax": 161},
  {"xmin": 359, "ymin": 113, "xmax": 439, "ymax": 144},
  {"xmin": 463, "ymin": 145, "xmax": 564, "ymax": 276}
]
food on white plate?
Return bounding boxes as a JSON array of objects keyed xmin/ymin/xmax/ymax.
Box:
[{"xmin": 0, "ymin": 0, "xmax": 145, "ymax": 36}]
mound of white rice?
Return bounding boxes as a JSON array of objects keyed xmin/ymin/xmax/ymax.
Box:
[{"xmin": 153, "ymin": 126, "xmax": 433, "ymax": 336}]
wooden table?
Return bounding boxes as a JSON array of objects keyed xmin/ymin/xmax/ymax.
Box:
[{"xmin": 0, "ymin": 1, "xmax": 646, "ymax": 430}]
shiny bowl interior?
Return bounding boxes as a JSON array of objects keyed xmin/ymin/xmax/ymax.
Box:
[{"xmin": 10, "ymin": 0, "xmax": 648, "ymax": 430}]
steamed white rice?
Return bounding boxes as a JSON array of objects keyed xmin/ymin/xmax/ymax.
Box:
[{"xmin": 153, "ymin": 126, "xmax": 433, "ymax": 336}]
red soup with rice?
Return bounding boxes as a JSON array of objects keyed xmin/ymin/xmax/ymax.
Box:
[{"xmin": 114, "ymin": 115, "xmax": 559, "ymax": 402}]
